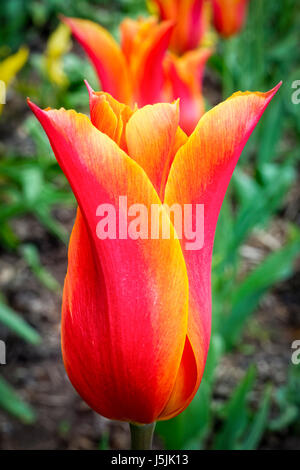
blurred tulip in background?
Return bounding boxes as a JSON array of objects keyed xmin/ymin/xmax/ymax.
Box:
[
  {"xmin": 62, "ymin": 16, "xmax": 211, "ymax": 134},
  {"xmin": 211, "ymin": 0, "xmax": 250, "ymax": 37},
  {"xmin": 148, "ymin": 0, "xmax": 210, "ymax": 54}
]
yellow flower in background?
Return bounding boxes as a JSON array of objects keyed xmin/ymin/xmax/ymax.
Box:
[
  {"xmin": 0, "ymin": 47, "xmax": 29, "ymax": 114},
  {"xmin": 44, "ymin": 23, "xmax": 71, "ymax": 87}
]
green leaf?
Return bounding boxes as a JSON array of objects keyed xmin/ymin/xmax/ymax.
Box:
[
  {"xmin": 221, "ymin": 229, "xmax": 300, "ymax": 348},
  {"xmin": 230, "ymin": 164, "xmax": 295, "ymax": 253},
  {"xmin": 269, "ymin": 403, "xmax": 298, "ymax": 431},
  {"xmin": 98, "ymin": 432, "xmax": 110, "ymax": 450},
  {"xmin": 0, "ymin": 221, "xmax": 19, "ymax": 250},
  {"xmin": 0, "ymin": 298, "xmax": 41, "ymax": 345},
  {"xmin": 257, "ymin": 99, "xmax": 283, "ymax": 165},
  {"xmin": 269, "ymin": 365, "xmax": 300, "ymax": 430},
  {"xmin": 239, "ymin": 385, "xmax": 272, "ymax": 450},
  {"xmin": 0, "ymin": 376, "xmax": 36, "ymax": 424},
  {"xmin": 213, "ymin": 366, "xmax": 256, "ymax": 450},
  {"xmin": 156, "ymin": 380, "xmax": 212, "ymax": 450},
  {"xmin": 21, "ymin": 166, "xmax": 44, "ymax": 206},
  {"xmin": 34, "ymin": 205, "xmax": 69, "ymax": 244},
  {"xmin": 20, "ymin": 244, "xmax": 61, "ymax": 292},
  {"xmin": 24, "ymin": 115, "xmax": 53, "ymax": 159}
]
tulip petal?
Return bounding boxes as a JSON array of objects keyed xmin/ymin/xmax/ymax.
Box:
[
  {"xmin": 151, "ymin": 0, "xmax": 176, "ymax": 20},
  {"xmin": 86, "ymin": 81, "xmax": 135, "ymax": 152},
  {"xmin": 120, "ymin": 17, "xmax": 144, "ymax": 63},
  {"xmin": 62, "ymin": 16, "xmax": 131, "ymax": 104},
  {"xmin": 126, "ymin": 101, "xmax": 183, "ymax": 199},
  {"xmin": 172, "ymin": 0, "xmax": 205, "ymax": 54},
  {"xmin": 158, "ymin": 335, "xmax": 199, "ymax": 420},
  {"xmin": 162, "ymin": 84, "xmax": 282, "ymax": 418},
  {"xmin": 28, "ymin": 100, "xmax": 189, "ymax": 423},
  {"xmin": 164, "ymin": 48, "xmax": 212, "ymax": 135},
  {"xmin": 88, "ymin": 92, "xmax": 118, "ymax": 140},
  {"xmin": 212, "ymin": 0, "xmax": 249, "ymax": 38},
  {"xmin": 129, "ymin": 19, "xmax": 174, "ymax": 106},
  {"xmin": 151, "ymin": 0, "xmax": 206, "ymax": 54}
]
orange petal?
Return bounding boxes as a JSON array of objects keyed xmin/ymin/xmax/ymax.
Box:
[
  {"xmin": 161, "ymin": 84, "xmax": 282, "ymax": 418},
  {"xmin": 172, "ymin": 0, "xmax": 206, "ymax": 54},
  {"xmin": 120, "ymin": 17, "xmax": 143, "ymax": 63},
  {"xmin": 212, "ymin": 0, "xmax": 249, "ymax": 37},
  {"xmin": 62, "ymin": 16, "xmax": 132, "ymax": 103},
  {"xmin": 151, "ymin": 0, "xmax": 176, "ymax": 20},
  {"xmin": 164, "ymin": 48, "xmax": 212, "ymax": 135},
  {"xmin": 127, "ymin": 18, "xmax": 174, "ymax": 106},
  {"xmin": 28, "ymin": 99, "xmax": 189, "ymax": 423},
  {"xmin": 152, "ymin": 0, "xmax": 206, "ymax": 54},
  {"xmin": 158, "ymin": 335, "xmax": 199, "ymax": 420},
  {"xmin": 126, "ymin": 101, "xmax": 182, "ymax": 199},
  {"xmin": 86, "ymin": 81, "xmax": 135, "ymax": 152}
]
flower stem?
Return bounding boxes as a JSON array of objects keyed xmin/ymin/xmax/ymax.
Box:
[{"xmin": 129, "ymin": 422, "xmax": 156, "ymax": 450}]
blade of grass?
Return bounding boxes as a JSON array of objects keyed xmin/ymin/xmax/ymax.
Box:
[
  {"xmin": 0, "ymin": 376, "xmax": 36, "ymax": 424},
  {"xmin": 0, "ymin": 298, "xmax": 41, "ymax": 345}
]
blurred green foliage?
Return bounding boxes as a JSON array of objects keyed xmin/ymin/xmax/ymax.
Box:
[
  {"xmin": 0, "ymin": 0, "xmax": 299, "ymax": 450},
  {"xmin": 270, "ymin": 365, "xmax": 300, "ymax": 432},
  {"xmin": 0, "ymin": 0, "xmax": 146, "ymax": 51}
]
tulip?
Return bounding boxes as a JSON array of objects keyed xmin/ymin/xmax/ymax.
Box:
[
  {"xmin": 61, "ymin": 15, "xmax": 172, "ymax": 107},
  {"xmin": 61, "ymin": 15, "xmax": 211, "ymax": 134},
  {"xmin": 211, "ymin": 0, "xmax": 250, "ymax": 38},
  {"xmin": 28, "ymin": 81, "xmax": 281, "ymax": 443},
  {"xmin": 149, "ymin": 0, "xmax": 209, "ymax": 55}
]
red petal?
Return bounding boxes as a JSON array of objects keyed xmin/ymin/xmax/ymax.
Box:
[
  {"xmin": 62, "ymin": 16, "xmax": 132, "ymax": 103},
  {"xmin": 129, "ymin": 19, "xmax": 174, "ymax": 106},
  {"xmin": 212, "ymin": 0, "xmax": 250, "ymax": 37},
  {"xmin": 164, "ymin": 48, "xmax": 212, "ymax": 135}
]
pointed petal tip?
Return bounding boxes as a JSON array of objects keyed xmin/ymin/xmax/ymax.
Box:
[
  {"xmin": 59, "ymin": 15, "xmax": 71, "ymax": 25},
  {"xmin": 59, "ymin": 16, "xmax": 84, "ymax": 33},
  {"xmin": 159, "ymin": 19, "xmax": 175, "ymax": 46},
  {"xmin": 27, "ymin": 97, "xmax": 38, "ymax": 113},
  {"xmin": 27, "ymin": 99, "xmax": 58, "ymax": 117},
  {"xmin": 269, "ymin": 81, "xmax": 282, "ymax": 96},
  {"xmin": 84, "ymin": 79, "xmax": 94, "ymax": 97},
  {"xmin": 227, "ymin": 81, "xmax": 283, "ymax": 105},
  {"xmin": 262, "ymin": 81, "xmax": 283, "ymax": 106},
  {"xmin": 159, "ymin": 18, "xmax": 175, "ymax": 33},
  {"xmin": 164, "ymin": 19, "xmax": 175, "ymax": 31},
  {"xmin": 59, "ymin": 14, "xmax": 72, "ymax": 29}
]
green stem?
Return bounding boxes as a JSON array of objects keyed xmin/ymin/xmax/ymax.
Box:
[{"xmin": 130, "ymin": 422, "xmax": 156, "ymax": 450}]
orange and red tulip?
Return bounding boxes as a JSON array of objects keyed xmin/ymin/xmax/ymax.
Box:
[
  {"xmin": 211, "ymin": 0, "xmax": 250, "ymax": 37},
  {"xmin": 61, "ymin": 16, "xmax": 211, "ymax": 135},
  {"xmin": 149, "ymin": 0, "xmax": 208, "ymax": 55},
  {"xmin": 28, "ymin": 81, "xmax": 281, "ymax": 423}
]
